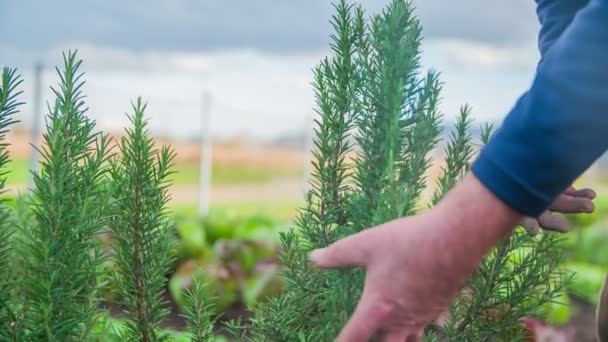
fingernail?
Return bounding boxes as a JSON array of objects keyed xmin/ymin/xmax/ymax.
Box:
[
  {"xmin": 309, "ymin": 248, "xmax": 324, "ymax": 265},
  {"xmin": 589, "ymin": 190, "xmax": 597, "ymax": 199}
]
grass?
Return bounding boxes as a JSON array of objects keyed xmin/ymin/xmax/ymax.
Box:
[
  {"xmin": 170, "ymin": 162, "xmax": 303, "ymax": 185},
  {"xmin": 170, "ymin": 200, "xmax": 301, "ymax": 223},
  {"xmin": 6, "ymin": 158, "xmax": 29, "ymax": 185},
  {"xmin": 6, "ymin": 159, "xmax": 303, "ymax": 186}
]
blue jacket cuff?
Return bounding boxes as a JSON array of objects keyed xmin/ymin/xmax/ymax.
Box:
[{"xmin": 471, "ymin": 152, "xmax": 550, "ymax": 217}]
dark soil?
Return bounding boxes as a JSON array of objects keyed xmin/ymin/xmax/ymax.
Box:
[{"xmin": 568, "ymin": 296, "xmax": 597, "ymax": 342}]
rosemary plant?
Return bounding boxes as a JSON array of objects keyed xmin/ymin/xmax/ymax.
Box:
[
  {"xmin": 245, "ymin": 1, "xmax": 564, "ymax": 341},
  {"xmin": 247, "ymin": 1, "xmax": 443, "ymax": 340},
  {"xmin": 18, "ymin": 51, "xmax": 112, "ymax": 341},
  {"xmin": 108, "ymin": 98, "xmax": 176, "ymax": 342},
  {"xmin": 431, "ymin": 106, "xmax": 474, "ymax": 205},
  {"xmin": 181, "ymin": 272, "xmax": 217, "ymax": 342},
  {"xmin": 0, "ymin": 67, "xmax": 22, "ymax": 341},
  {"xmin": 437, "ymin": 126, "xmax": 566, "ymax": 341}
]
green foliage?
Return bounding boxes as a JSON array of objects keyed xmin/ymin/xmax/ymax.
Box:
[
  {"xmin": 0, "ymin": 24, "xmax": 572, "ymax": 342},
  {"xmin": 1, "ymin": 53, "xmax": 233, "ymax": 341},
  {"xmin": 4, "ymin": 158, "xmax": 303, "ymax": 187},
  {"xmin": 16, "ymin": 51, "xmax": 112, "ymax": 341},
  {"xmin": 0, "ymin": 67, "xmax": 22, "ymax": 340},
  {"xmin": 169, "ymin": 210, "xmax": 285, "ymax": 315},
  {"xmin": 247, "ymin": 1, "xmax": 364, "ymax": 339},
  {"xmin": 441, "ymin": 230, "xmax": 566, "ymax": 340},
  {"xmin": 541, "ymin": 291, "xmax": 571, "ymax": 325},
  {"xmin": 90, "ymin": 312, "xmax": 228, "ymax": 342},
  {"xmin": 425, "ymin": 120, "xmax": 566, "ymax": 340},
  {"xmin": 240, "ymin": 1, "xmax": 565, "ymax": 341},
  {"xmin": 170, "ymin": 237, "xmax": 283, "ymax": 315},
  {"xmin": 108, "ymin": 98, "xmax": 176, "ymax": 342},
  {"xmin": 169, "ymin": 162, "xmax": 303, "ymax": 186},
  {"xmin": 172, "ymin": 211, "xmax": 285, "ymax": 261},
  {"xmin": 181, "ymin": 272, "xmax": 216, "ymax": 342},
  {"xmin": 247, "ymin": 1, "xmax": 443, "ymax": 340},
  {"xmin": 566, "ymin": 262, "xmax": 607, "ymax": 304},
  {"xmin": 566, "ymin": 218, "xmax": 608, "ymax": 266},
  {"xmin": 431, "ymin": 106, "xmax": 474, "ymax": 205}
]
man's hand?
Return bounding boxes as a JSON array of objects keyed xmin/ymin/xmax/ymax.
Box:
[
  {"xmin": 521, "ymin": 186, "xmax": 595, "ymax": 235},
  {"xmin": 310, "ymin": 174, "xmax": 522, "ymax": 342},
  {"xmin": 311, "ymin": 213, "xmax": 466, "ymax": 341}
]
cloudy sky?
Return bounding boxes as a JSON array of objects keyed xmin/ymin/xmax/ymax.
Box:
[{"xmin": 0, "ymin": 0, "xmax": 542, "ymax": 140}]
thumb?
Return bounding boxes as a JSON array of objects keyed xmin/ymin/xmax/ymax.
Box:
[{"xmin": 310, "ymin": 233, "xmax": 370, "ymax": 269}]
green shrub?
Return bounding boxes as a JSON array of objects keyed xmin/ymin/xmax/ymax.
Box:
[
  {"xmin": 232, "ymin": 1, "xmax": 566, "ymax": 341},
  {"xmin": 0, "ymin": 4, "xmax": 570, "ymax": 340},
  {"xmin": 107, "ymin": 98, "xmax": 177, "ymax": 341},
  {"xmin": 0, "ymin": 53, "xmax": 216, "ymax": 341},
  {"xmin": 0, "ymin": 67, "xmax": 22, "ymax": 341},
  {"xmin": 181, "ymin": 271, "xmax": 216, "ymax": 342},
  {"xmin": 16, "ymin": 52, "xmax": 112, "ymax": 341}
]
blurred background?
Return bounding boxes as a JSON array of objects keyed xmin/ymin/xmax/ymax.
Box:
[
  {"xmin": 2, "ymin": 0, "xmax": 606, "ymax": 339},
  {"xmin": 0, "ymin": 0, "xmax": 560, "ymax": 217},
  {"xmin": 0, "ymin": 0, "xmax": 549, "ymax": 216}
]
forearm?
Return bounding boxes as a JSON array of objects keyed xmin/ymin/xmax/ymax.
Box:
[{"xmin": 432, "ymin": 173, "xmax": 522, "ymax": 276}]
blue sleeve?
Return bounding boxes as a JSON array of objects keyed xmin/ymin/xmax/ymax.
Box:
[
  {"xmin": 471, "ymin": 0, "xmax": 608, "ymax": 217},
  {"xmin": 536, "ymin": 0, "xmax": 589, "ymax": 58}
]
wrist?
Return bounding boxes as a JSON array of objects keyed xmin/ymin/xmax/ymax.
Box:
[{"xmin": 433, "ymin": 173, "xmax": 522, "ymax": 270}]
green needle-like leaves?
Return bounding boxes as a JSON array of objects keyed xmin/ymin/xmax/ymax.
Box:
[
  {"xmin": 19, "ymin": 51, "xmax": 112, "ymax": 341},
  {"xmin": 0, "ymin": 67, "xmax": 22, "ymax": 341},
  {"xmin": 248, "ymin": 1, "xmax": 443, "ymax": 340},
  {"xmin": 109, "ymin": 98, "xmax": 176, "ymax": 342},
  {"xmin": 181, "ymin": 272, "xmax": 216, "ymax": 342},
  {"xmin": 247, "ymin": 1, "xmax": 566, "ymax": 341}
]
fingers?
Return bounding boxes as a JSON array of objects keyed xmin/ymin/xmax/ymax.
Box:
[
  {"xmin": 336, "ymin": 292, "xmax": 389, "ymax": 342},
  {"xmin": 537, "ymin": 211, "xmax": 569, "ymax": 233},
  {"xmin": 521, "ymin": 211, "xmax": 569, "ymax": 235},
  {"xmin": 550, "ymin": 194, "xmax": 594, "ymax": 213},
  {"xmin": 520, "ymin": 217, "xmax": 541, "ymax": 236},
  {"xmin": 522, "ymin": 185, "xmax": 596, "ymax": 236},
  {"xmin": 550, "ymin": 187, "xmax": 596, "ymax": 214},
  {"xmin": 564, "ymin": 187, "xmax": 596, "ymax": 199},
  {"xmin": 310, "ymin": 233, "xmax": 370, "ymax": 269}
]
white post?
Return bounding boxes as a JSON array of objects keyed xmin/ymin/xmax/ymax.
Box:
[
  {"xmin": 29, "ymin": 62, "xmax": 44, "ymax": 188},
  {"xmin": 198, "ymin": 91, "xmax": 212, "ymax": 216}
]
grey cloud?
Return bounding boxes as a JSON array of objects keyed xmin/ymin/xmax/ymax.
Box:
[
  {"xmin": 1, "ymin": 0, "xmax": 539, "ymax": 53},
  {"xmin": 416, "ymin": 1, "xmax": 538, "ymax": 44}
]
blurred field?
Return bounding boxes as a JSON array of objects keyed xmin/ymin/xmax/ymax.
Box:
[
  {"xmin": 5, "ymin": 158, "xmax": 303, "ymax": 186},
  {"xmin": 6, "ymin": 131, "xmax": 307, "ymax": 222},
  {"xmin": 171, "ymin": 200, "xmax": 301, "ymax": 222},
  {"xmin": 8, "ymin": 130, "xmax": 603, "ymax": 223}
]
